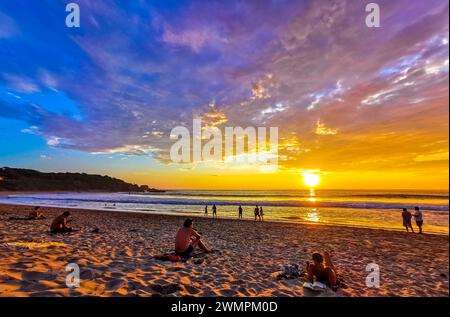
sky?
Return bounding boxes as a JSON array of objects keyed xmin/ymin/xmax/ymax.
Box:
[{"xmin": 0, "ymin": 0, "xmax": 448, "ymax": 190}]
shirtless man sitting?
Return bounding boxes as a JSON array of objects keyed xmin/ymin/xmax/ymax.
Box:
[
  {"xmin": 175, "ymin": 219, "xmax": 211, "ymax": 257},
  {"xmin": 305, "ymin": 251, "xmax": 337, "ymax": 288},
  {"xmin": 50, "ymin": 211, "xmax": 73, "ymax": 234}
]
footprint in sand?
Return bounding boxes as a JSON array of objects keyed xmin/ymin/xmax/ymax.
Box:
[
  {"xmin": 183, "ymin": 284, "xmax": 200, "ymax": 295},
  {"xmin": 150, "ymin": 283, "xmax": 180, "ymax": 295},
  {"xmin": 105, "ymin": 278, "xmax": 126, "ymax": 291},
  {"xmin": 80, "ymin": 269, "xmax": 96, "ymax": 280},
  {"xmin": 219, "ymin": 289, "xmax": 239, "ymax": 296},
  {"xmin": 22, "ymin": 271, "xmax": 57, "ymax": 282}
]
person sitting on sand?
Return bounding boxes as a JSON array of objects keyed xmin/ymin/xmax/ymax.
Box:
[
  {"xmin": 254, "ymin": 205, "xmax": 259, "ymax": 221},
  {"xmin": 305, "ymin": 251, "xmax": 337, "ymax": 288},
  {"xmin": 212, "ymin": 204, "xmax": 217, "ymax": 217},
  {"xmin": 413, "ymin": 206, "xmax": 423, "ymax": 234},
  {"xmin": 238, "ymin": 205, "xmax": 243, "ymax": 219},
  {"xmin": 402, "ymin": 208, "xmax": 414, "ymax": 233},
  {"xmin": 259, "ymin": 206, "xmax": 264, "ymax": 221},
  {"xmin": 175, "ymin": 219, "xmax": 211, "ymax": 257},
  {"xmin": 29, "ymin": 206, "xmax": 45, "ymax": 220},
  {"xmin": 50, "ymin": 211, "xmax": 73, "ymax": 234}
]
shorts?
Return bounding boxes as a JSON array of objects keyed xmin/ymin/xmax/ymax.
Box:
[
  {"xmin": 416, "ymin": 220, "xmax": 423, "ymax": 226},
  {"xmin": 176, "ymin": 245, "xmax": 194, "ymax": 258}
]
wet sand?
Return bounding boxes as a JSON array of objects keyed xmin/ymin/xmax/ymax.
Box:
[{"xmin": 0, "ymin": 204, "xmax": 448, "ymax": 297}]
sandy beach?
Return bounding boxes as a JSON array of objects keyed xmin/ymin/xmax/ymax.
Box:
[{"xmin": 0, "ymin": 204, "xmax": 448, "ymax": 297}]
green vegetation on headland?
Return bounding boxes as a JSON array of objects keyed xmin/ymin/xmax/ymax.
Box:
[{"xmin": 0, "ymin": 167, "xmax": 163, "ymax": 193}]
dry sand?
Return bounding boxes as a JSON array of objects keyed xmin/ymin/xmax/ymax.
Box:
[{"xmin": 0, "ymin": 204, "xmax": 448, "ymax": 297}]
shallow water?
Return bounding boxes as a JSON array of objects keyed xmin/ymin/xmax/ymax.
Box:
[{"xmin": 0, "ymin": 190, "xmax": 448, "ymax": 234}]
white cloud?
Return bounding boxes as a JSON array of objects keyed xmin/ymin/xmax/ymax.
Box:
[
  {"xmin": 46, "ymin": 136, "xmax": 61, "ymax": 146},
  {"xmin": 261, "ymin": 102, "xmax": 288, "ymax": 115},
  {"xmin": 90, "ymin": 144, "xmax": 159, "ymax": 155},
  {"xmin": 3, "ymin": 73, "xmax": 40, "ymax": 93},
  {"xmin": 20, "ymin": 126, "xmax": 40, "ymax": 135},
  {"xmin": 315, "ymin": 119, "xmax": 338, "ymax": 136}
]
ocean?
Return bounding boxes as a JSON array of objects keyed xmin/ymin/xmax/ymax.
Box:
[{"xmin": 0, "ymin": 190, "xmax": 448, "ymax": 234}]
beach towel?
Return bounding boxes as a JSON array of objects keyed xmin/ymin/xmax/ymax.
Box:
[
  {"xmin": 168, "ymin": 254, "xmax": 183, "ymax": 262},
  {"xmin": 303, "ymin": 277, "xmax": 347, "ymax": 292},
  {"xmin": 154, "ymin": 249, "xmax": 210, "ymax": 263},
  {"xmin": 303, "ymin": 281, "xmax": 327, "ymax": 292},
  {"xmin": 154, "ymin": 253, "xmax": 186, "ymax": 262}
]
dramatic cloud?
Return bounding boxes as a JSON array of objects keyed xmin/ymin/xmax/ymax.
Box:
[{"xmin": 0, "ymin": 0, "xmax": 448, "ymax": 182}]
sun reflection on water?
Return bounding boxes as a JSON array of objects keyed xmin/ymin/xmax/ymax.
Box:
[
  {"xmin": 305, "ymin": 208, "xmax": 320, "ymax": 222},
  {"xmin": 308, "ymin": 188, "xmax": 316, "ymax": 202}
]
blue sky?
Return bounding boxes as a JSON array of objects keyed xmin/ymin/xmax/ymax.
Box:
[{"xmin": 0, "ymin": 0, "xmax": 448, "ymax": 189}]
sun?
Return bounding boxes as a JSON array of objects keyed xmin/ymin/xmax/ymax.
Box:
[{"xmin": 303, "ymin": 173, "xmax": 320, "ymax": 188}]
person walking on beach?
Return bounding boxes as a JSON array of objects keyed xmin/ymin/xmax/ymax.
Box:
[
  {"xmin": 204, "ymin": 205, "xmax": 208, "ymax": 216},
  {"xmin": 259, "ymin": 206, "xmax": 264, "ymax": 221},
  {"xmin": 402, "ymin": 208, "xmax": 414, "ymax": 233},
  {"xmin": 254, "ymin": 205, "xmax": 259, "ymax": 221},
  {"xmin": 238, "ymin": 205, "xmax": 243, "ymax": 219},
  {"xmin": 212, "ymin": 204, "xmax": 217, "ymax": 217},
  {"xmin": 175, "ymin": 218, "xmax": 211, "ymax": 257},
  {"xmin": 413, "ymin": 206, "xmax": 423, "ymax": 234}
]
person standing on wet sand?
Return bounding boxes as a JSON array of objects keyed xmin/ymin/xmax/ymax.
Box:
[
  {"xmin": 204, "ymin": 205, "xmax": 208, "ymax": 216},
  {"xmin": 402, "ymin": 208, "xmax": 414, "ymax": 233},
  {"xmin": 259, "ymin": 206, "xmax": 264, "ymax": 221},
  {"xmin": 212, "ymin": 204, "xmax": 217, "ymax": 217},
  {"xmin": 254, "ymin": 205, "xmax": 259, "ymax": 221},
  {"xmin": 413, "ymin": 206, "xmax": 424, "ymax": 234},
  {"xmin": 238, "ymin": 205, "xmax": 243, "ymax": 219}
]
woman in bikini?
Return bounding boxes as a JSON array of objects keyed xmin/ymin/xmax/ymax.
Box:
[{"xmin": 305, "ymin": 251, "xmax": 337, "ymax": 288}]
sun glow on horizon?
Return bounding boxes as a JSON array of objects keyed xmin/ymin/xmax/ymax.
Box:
[{"xmin": 303, "ymin": 173, "xmax": 321, "ymax": 188}]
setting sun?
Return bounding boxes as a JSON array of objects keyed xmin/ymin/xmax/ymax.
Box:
[{"xmin": 303, "ymin": 173, "xmax": 321, "ymax": 188}]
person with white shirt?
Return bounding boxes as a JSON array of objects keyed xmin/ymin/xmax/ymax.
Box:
[{"xmin": 413, "ymin": 206, "xmax": 424, "ymax": 234}]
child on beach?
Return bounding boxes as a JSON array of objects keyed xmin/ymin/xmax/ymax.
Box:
[
  {"xmin": 402, "ymin": 208, "xmax": 414, "ymax": 233},
  {"xmin": 259, "ymin": 206, "xmax": 264, "ymax": 221},
  {"xmin": 204, "ymin": 205, "xmax": 208, "ymax": 216},
  {"xmin": 175, "ymin": 219, "xmax": 211, "ymax": 257},
  {"xmin": 413, "ymin": 206, "xmax": 424, "ymax": 234},
  {"xmin": 305, "ymin": 251, "xmax": 337, "ymax": 289}
]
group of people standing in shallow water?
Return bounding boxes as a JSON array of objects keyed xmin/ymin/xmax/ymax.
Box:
[{"xmin": 204, "ymin": 204, "xmax": 265, "ymax": 221}]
